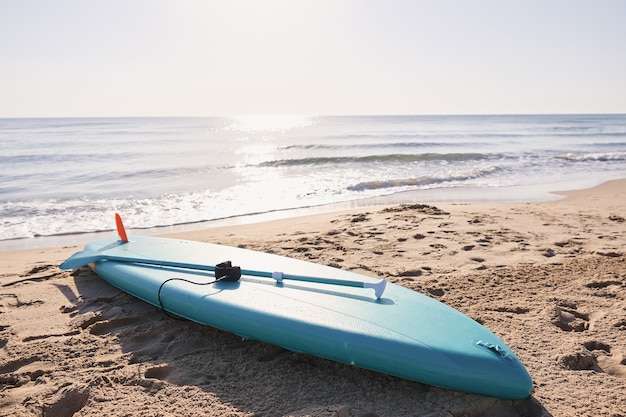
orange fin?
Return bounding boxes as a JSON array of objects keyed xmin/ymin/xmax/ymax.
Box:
[{"xmin": 115, "ymin": 213, "xmax": 129, "ymax": 243}]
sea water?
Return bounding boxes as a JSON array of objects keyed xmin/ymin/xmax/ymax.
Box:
[{"xmin": 2, "ymin": 114, "xmax": 626, "ymax": 248}]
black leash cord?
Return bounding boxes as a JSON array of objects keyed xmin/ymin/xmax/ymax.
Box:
[
  {"xmin": 156, "ymin": 261, "xmax": 240, "ymax": 320},
  {"xmin": 157, "ymin": 276, "xmax": 224, "ymax": 320}
]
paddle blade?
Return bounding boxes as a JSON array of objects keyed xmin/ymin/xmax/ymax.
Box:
[
  {"xmin": 115, "ymin": 213, "xmax": 129, "ymax": 242},
  {"xmin": 59, "ymin": 250, "xmax": 103, "ymax": 270}
]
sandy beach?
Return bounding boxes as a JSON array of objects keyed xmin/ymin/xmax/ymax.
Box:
[{"xmin": 1, "ymin": 180, "xmax": 625, "ymax": 417}]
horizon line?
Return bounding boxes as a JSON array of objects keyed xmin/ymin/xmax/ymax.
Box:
[{"xmin": 2, "ymin": 112, "xmax": 626, "ymax": 120}]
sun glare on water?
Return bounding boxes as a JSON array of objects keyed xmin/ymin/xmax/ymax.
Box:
[
  {"xmin": 225, "ymin": 115, "xmax": 314, "ymax": 167},
  {"xmin": 234, "ymin": 143, "xmax": 279, "ymax": 166},
  {"xmin": 228, "ymin": 114, "xmax": 313, "ymax": 132}
]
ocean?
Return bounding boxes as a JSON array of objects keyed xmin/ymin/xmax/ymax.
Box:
[{"xmin": 2, "ymin": 114, "xmax": 626, "ymax": 250}]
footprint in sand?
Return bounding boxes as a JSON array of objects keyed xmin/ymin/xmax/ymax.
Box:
[
  {"xmin": 585, "ymin": 341, "xmax": 626, "ymax": 378},
  {"xmin": 564, "ymin": 341, "xmax": 626, "ymax": 378},
  {"xmin": 0, "ymin": 356, "xmax": 42, "ymax": 375},
  {"xmin": 552, "ymin": 306, "xmax": 589, "ymax": 332},
  {"xmin": 42, "ymin": 384, "xmax": 90, "ymax": 417},
  {"xmin": 614, "ymin": 319, "xmax": 626, "ymax": 330},
  {"xmin": 560, "ymin": 342, "xmax": 607, "ymax": 372},
  {"xmin": 1, "ymin": 264, "xmax": 62, "ymax": 288},
  {"xmin": 88, "ymin": 315, "xmax": 143, "ymax": 336},
  {"xmin": 596, "ymin": 349, "xmax": 626, "ymax": 378},
  {"xmin": 144, "ymin": 364, "xmax": 210, "ymax": 386},
  {"xmin": 561, "ymin": 351, "xmax": 598, "ymax": 371},
  {"xmin": 0, "ymin": 356, "xmax": 54, "ymax": 395},
  {"xmin": 0, "ymin": 324, "xmax": 9, "ymax": 348}
]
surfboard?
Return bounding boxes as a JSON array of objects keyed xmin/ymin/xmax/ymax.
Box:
[{"xmin": 61, "ymin": 221, "xmax": 532, "ymax": 399}]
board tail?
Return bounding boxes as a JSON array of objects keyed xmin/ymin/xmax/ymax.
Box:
[{"xmin": 115, "ymin": 213, "xmax": 129, "ymax": 243}]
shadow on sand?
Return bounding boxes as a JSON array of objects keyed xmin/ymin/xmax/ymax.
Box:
[{"xmin": 68, "ymin": 267, "xmax": 552, "ymax": 417}]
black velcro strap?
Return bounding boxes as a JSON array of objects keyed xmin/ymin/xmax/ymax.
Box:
[{"xmin": 215, "ymin": 261, "xmax": 241, "ymax": 282}]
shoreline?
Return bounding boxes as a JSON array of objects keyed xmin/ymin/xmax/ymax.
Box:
[
  {"xmin": 1, "ymin": 179, "xmax": 625, "ymax": 416},
  {"xmin": 0, "ymin": 177, "xmax": 618, "ymax": 253},
  {"xmin": 1, "ymin": 179, "xmax": 623, "ymax": 273}
]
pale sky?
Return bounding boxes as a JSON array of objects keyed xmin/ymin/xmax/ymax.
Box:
[{"xmin": 1, "ymin": 0, "xmax": 625, "ymax": 117}]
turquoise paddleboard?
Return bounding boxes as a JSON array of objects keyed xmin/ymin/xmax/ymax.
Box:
[{"xmin": 61, "ymin": 219, "xmax": 532, "ymax": 399}]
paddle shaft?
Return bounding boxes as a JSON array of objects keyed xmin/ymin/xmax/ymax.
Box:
[{"xmin": 61, "ymin": 251, "xmax": 386, "ymax": 297}]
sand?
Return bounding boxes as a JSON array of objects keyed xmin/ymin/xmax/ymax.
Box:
[{"xmin": 1, "ymin": 180, "xmax": 625, "ymax": 417}]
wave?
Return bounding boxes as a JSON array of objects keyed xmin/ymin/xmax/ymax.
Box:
[
  {"xmin": 258, "ymin": 153, "xmax": 489, "ymax": 167},
  {"xmin": 280, "ymin": 141, "xmax": 453, "ymax": 151},
  {"xmin": 348, "ymin": 177, "xmax": 444, "ymax": 191},
  {"xmin": 282, "ymin": 131, "xmax": 626, "ymax": 149},
  {"xmin": 0, "ymin": 151, "xmax": 139, "ymax": 165},
  {"xmin": 347, "ymin": 167, "xmax": 500, "ymax": 191},
  {"xmin": 588, "ymin": 142, "xmax": 626, "ymax": 148},
  {"xmin": 556, "ymin": 152, "xmax": 626, "ymax": 162}
]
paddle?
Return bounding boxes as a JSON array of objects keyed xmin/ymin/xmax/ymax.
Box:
[{"xmin": 60, "ymin": 250, "xmax": 387, "ymax": 298}]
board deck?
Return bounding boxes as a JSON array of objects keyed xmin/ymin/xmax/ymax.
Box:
[{"xmin": 71, "ymin": 235, "xmax": 532, "ymax": 399}]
